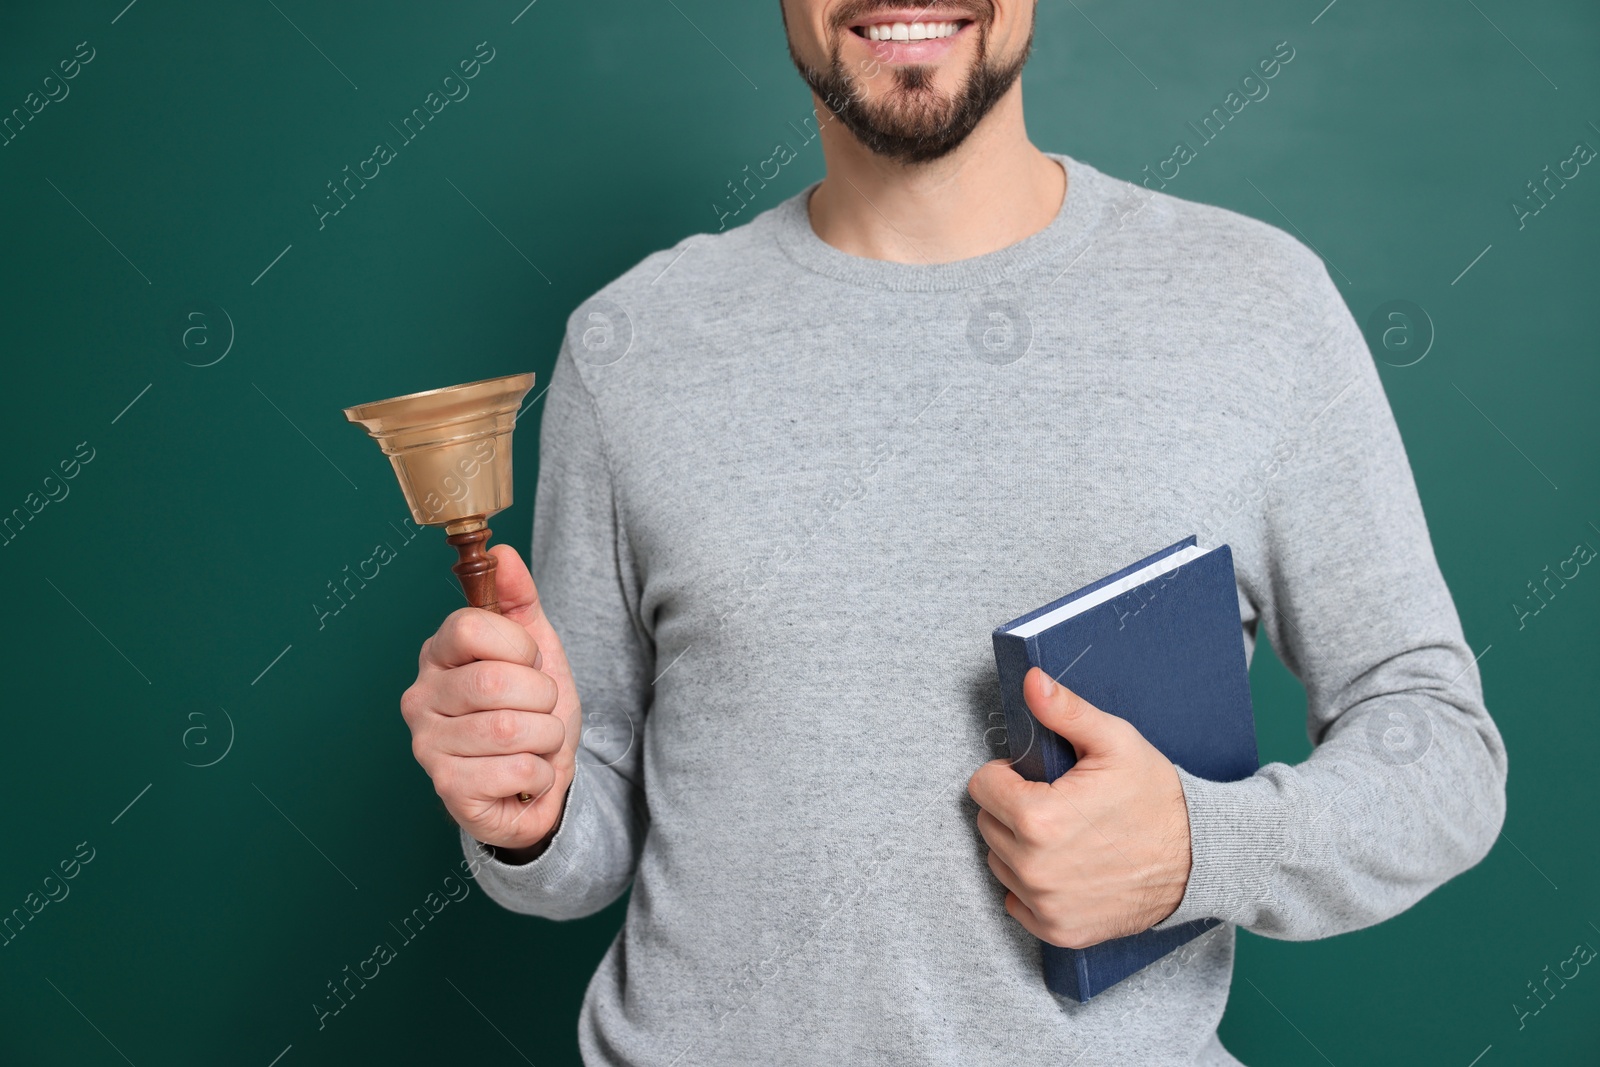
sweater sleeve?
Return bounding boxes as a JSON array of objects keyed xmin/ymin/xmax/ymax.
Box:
[
  {"xmin": 461, "ymin": 341, "xmax": 653, "ymax": 921},
  {"xmin": 1152, "ymin": 263, "xmax": 1508, "ymax": 940}
]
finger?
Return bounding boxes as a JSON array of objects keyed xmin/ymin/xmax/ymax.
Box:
[
  {"xmin": 472, "ymin": 774, "xmax": 568, "ymax": 847},
  {"xmin": 985, "ymin": 846, "xmax": 1028, "ymax": 900},
  {"xmin": 432, "ymin": 707, "xmax": 566, "ymax": 758},
  {"xmin": 450, "ymin": 752, "xmax": 555, "ymax": 804},
  {"xmin": 425, "ymin": 606, "xmax": 540, "ymax": 671},
  {"xmin": 975, "ymin": 807, "xmax": 1021, "ymax": 866},
  {"xmin": 427, "ymin": 660, "xmax": 558, "ymax": 717},
  {"xmin": 1002, "ymin": 887, "xmax": 1048, "ymax": 942},
  {"xmin": 967, "ymin": 759, "xmax": 1034, "ymax": 833}
]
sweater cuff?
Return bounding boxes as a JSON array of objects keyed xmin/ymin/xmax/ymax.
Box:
[
  {"xmin": 1150, "ymin": 767, "xmax": 1289, "ymax": 931},
  {"xmin": 460, "ymin": 760, "xmax": 592, "ymax": 899}
]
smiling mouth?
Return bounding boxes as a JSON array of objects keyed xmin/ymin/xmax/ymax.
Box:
[{"xmin": 850, "ymin": 18, "xmax": 971, "ymax": 41}]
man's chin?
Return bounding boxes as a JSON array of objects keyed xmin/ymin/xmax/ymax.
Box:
[
  {"xmin": 851, "ymin": 66, "xmax": 971, "ymax": 113},
  {"xmin": 821, "ymin": 71, "xmax": 1018, "ymax": 165},
  {"xmin": 850, "ymin": 93, "xmax": 971, "ymax": 148}
]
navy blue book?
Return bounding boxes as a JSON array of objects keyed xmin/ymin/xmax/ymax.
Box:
[{"xmin": 990, "ymin": 535, "xmax": 1259, "ymax": 1002}]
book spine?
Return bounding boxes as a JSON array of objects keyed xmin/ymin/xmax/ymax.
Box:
[
  {"xmin": 995, "ymin": 631, "xmax": 1093, "ymax": 1002},
  {"xmin": 992, "ymin": 630, "xmax": 1047, "ymax": 783}
]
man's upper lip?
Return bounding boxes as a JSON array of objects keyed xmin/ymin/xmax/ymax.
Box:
[{"xmin": 846, "ymin": 7, "xmax": 974, "ymax": 28}]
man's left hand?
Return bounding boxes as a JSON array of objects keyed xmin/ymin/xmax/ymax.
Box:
[{"xmin": 967, "ymin": 666, "xmax": 1193, "ymax": 950}]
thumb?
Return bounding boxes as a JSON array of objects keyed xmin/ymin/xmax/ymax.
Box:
[
  {"xmin": 489, "ymin": 543, "xmax": 543, "ymax": 625},
  {"xmin": 488, "ymin": 544, "xmax": 567, "ymax": 676},
  {"xmin": 489, "ymin": 544, "xmax": 582, "ymax": 735},
  {"xmin": 1023, "ymin": 667, "xmax": 1127, "ymax": 761}
]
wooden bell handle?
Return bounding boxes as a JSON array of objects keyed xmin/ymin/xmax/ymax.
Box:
[
  {"xmin": 445, "ymin": 525, "xmax": 531, "ymax": 803},
  {"xmin": 446, "ymin": 526, "xmax": 499, "ymax": 614}
]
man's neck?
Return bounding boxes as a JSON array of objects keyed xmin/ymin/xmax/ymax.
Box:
[{"xmin": 805, "ymin": 86, "xmax": 1065, "ymax": 266}]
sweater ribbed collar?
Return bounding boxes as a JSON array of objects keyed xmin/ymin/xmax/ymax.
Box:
[{"xmin": 771, "ymin": 151, "xmax": 1111, "ymax": 292}]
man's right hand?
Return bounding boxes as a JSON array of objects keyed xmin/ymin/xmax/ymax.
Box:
[{"xmin": 401, "ymin": 543, "xmax": 582, "ymax": 860}]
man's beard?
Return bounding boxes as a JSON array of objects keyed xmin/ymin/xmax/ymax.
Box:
[{"xmin": 787, "ymin": 7, "xmax": 1033, "ymax": 165}]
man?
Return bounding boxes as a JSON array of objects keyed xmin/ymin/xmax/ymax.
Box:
[{"xmin": 399, "ymin": 1, "xmax": 1507, "ymax": 1063}]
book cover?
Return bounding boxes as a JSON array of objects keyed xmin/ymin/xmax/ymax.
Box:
[{"xmin": 990, "ymin": 535, "xmax": 1259, "ymax": 1002}]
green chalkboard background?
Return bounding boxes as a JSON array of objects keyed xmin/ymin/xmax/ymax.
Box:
[{"xmin": 1, "ymin": 1, "xmax": 1596, "ymax": 1064}]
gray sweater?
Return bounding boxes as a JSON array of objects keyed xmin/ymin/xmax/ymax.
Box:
[{"xmin": 460, "ymin": 152, "xmax": 1507, "ymax": 1066}]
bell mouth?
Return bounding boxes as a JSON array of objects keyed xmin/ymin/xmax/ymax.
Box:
[
  {"xmin": 342, "ymin": 372, "xmax": 536, "ymax": 452},
  {"xmin": 343, "ymin": 371, "xmax": 534, "ymax": 414}
]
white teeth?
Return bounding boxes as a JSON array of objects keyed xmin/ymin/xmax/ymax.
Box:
[{"xmin": 865, "ymin": 20, "xmax": 959, "ymax": 42}]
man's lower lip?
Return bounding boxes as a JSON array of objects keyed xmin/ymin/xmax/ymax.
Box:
[{"xmin": 847, "ymin": 23, "xmax": 970, "ymax": 62}]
